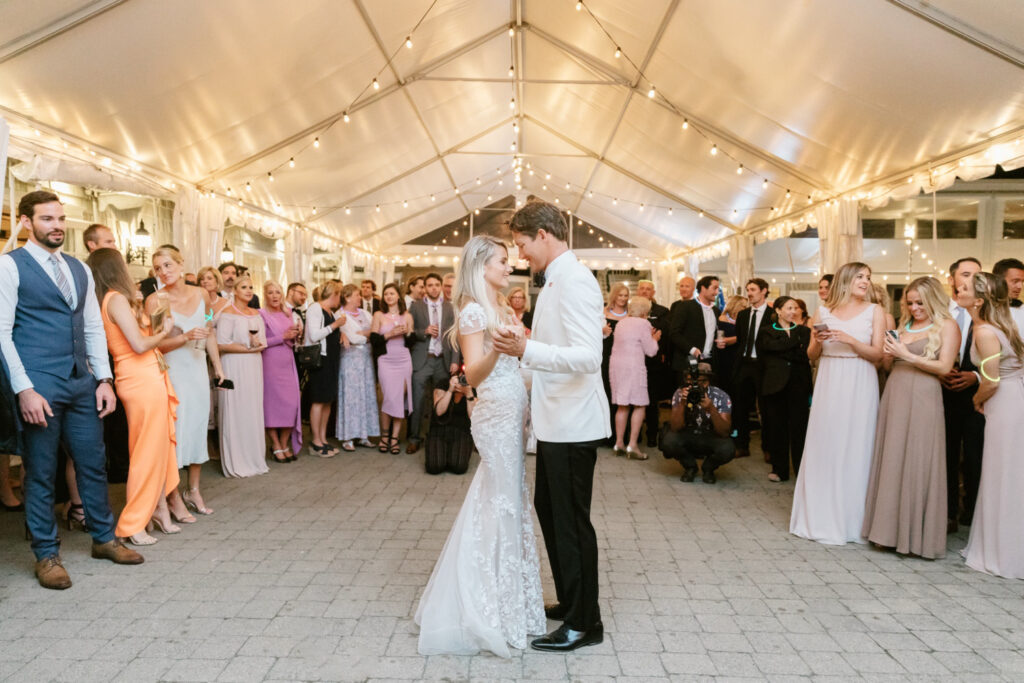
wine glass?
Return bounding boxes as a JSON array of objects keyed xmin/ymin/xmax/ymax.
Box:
[{"xmin": 247, "ymin": 317, "xmax": 260, "ymax": 349}]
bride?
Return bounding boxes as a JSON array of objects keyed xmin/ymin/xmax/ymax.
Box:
[{"xmin": 415, "ymin": 235, "xmax": 546, "ymax": 657}]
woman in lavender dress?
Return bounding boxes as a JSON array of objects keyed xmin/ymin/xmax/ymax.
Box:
[
  {"xmin": 609, "ymin": 296, "xmax": 659, "ymax": 459},
  {"xmin": 336, "ymin": 284, "xmax": 380, "ymax": 451},
  {"xmin": 260, "ymin": 281, "xmax": 303, "ymax": 463},
  {"xmin": 371, "ymin": 283, "xmax": 413, "ymax": 454}
]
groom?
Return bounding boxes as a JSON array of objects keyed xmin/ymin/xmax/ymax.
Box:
[{"xmin": 494, "ymin": 200, "xmax": 609, "ymax": 652}]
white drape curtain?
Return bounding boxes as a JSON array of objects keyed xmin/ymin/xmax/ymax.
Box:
[
  {"xmin": 652, "ymin": 261, "xmax": 677, "ymax": 307},
  {"xmin": 726, "ymin": 234, "xmax": 754, "ymax": 294},
  {"xmin": 340, "ymin": 246, "xmax": 352, "ymax": 285},
  {"xmin": 1, "ymin": 117, "xmax": 14, "ymax": 254},
  {"xmin": 685, "ymin": 255, "xmax": 701, "ymax": 281},
  {"xmin": 173, "ymin": 188, "xmax": 226, "ymax": 271},
  {"xmin": 815, "ymin": 198, "xmax": 861, "ymax": 274},
  {"xmin": 285, "ymin": 229, "xmax": 313, "ymax": 286}
]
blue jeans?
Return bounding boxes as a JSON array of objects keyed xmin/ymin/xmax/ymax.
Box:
[{"xmin": 22, "ymin": 372, "xmax": 116, "ymax": 559}]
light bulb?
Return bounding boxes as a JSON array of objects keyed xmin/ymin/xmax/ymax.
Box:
[
  {"xmin": 554, "ymin": 198, "xmax": 559, "ymax": 203},
  {"xmin": 510, "ymin": 142, "xmax": 516, "ymax": 150},
  {"xmin": 668, "ymin": 208, "xmax": 673, "ymax": 216},
  {"xmin": 565, "ymin": 182, "xmax": 571, "ymax": 189},
  {"xmin": 508, "ymin": 65, "xmax": 514, "ymax": 77},
  {"xmin": 372, "ymin": 78, "xmax": 380, "ymax": 90},
  {"xmin": 312, "ymin": 207, "xmax": 318, "ymax": 215},
  {"xmin": 545, "ymin": 173, "xmax": 551, "ymax": 180},
  {"xmin": 345, "ymin": 207, "xmax": 351, "ymax": 214},
  {"xmin": 487, "ymin": 194, "xmax": 493, "ymax": 201},
  {"xmin": 682, "ymin": 119, "xmax": 688, "ymax": 130},
  {"xmin": 732, "ymin": 209, "xmax": 738, "ymax": 216},
  {"xmin": 578, "ymin": 219, "xmax": 583, "ymax": 225},
  {"xmin": 542, "ymin": 184, "xmax": 547, "ymax": 191},
  {"xmin": 376, "ymin": 204, "xmax": 381, "ymax": 212},
  {"xmin": 647, "ymin": 85, "xmax": 656, "ymax": 98},
  {"xmin": 612, "ymin": 198, "xmax": 618, "ymax": 205},
  {"xmin": 614, "ymin": 47, "xmax": 621, "ymax": 58},
  {"xmin": 268, "ymin": 172, "xmax": 274, "ymax": 182},
  {"xmin": 513, "ymin": 122, "xmax": 519, "ymax": 133},
  {"xmin": 289, "ymin": 157, "xmax": 295, "ymax": 168},
  {"xmin": 509, "ymin": 26, "xmax": 515, "ymax": 36},
  {"xmin": 762, "ymin": 179, "xmax": 768, "ymax": 189},
  {"xmin": 509, "ymin": 98, "xmax": 515, "ymax": 108},
  {"xmin": 402, "ymin": 200, "xmax": 408, "ymax": 208},
  {"xmin": 576, "ymin": 1, "xmax": 582, "ymax": 10},
  {"xmin": 474, "ymin": 208, "xmax": 480, "ymax": 215},
  {"xmin": 237, "ymin": 198, "xmax": 243, "ymax": 206},
  {"xmin": 454, "ymin": 188, "xmax": 460, "ymax": 195},
  {"xmin": 588, "ymin": 191, "xmax": 593, "ymax": 198},
  {"xmin": 313, "ymin": 137, "xmax": 320, "ymax": 148},
  {"xmin": 698, "ymin": 210, "xmax": 704, "ymax": 218},
  {"xmin": 226, "ymin": 187, "xmax": 233, "ymax": 195},
  {"xmin": 405, "ymin": 36, "xmax": 413, "ymax": 49},
  {"xmin": 343, "ymin": 112, "xmax": 350, "ymax": 123},
  {"xmin": 246, "ymin": 182, "xmax": 252, "ymax": 191},
  {"xmin": 529, "ymin": 170, "xmax": 534, "ymax": 176},
  {"xmin": 785, "ymin": 189, "xmax": 791, "ymax": 198},
  {"xmin": 736, "ymin": 164, "xmax": 743, "ymax": 174},
  {"xmin": 710, "ymin": 144, "xmax": 717, "ymax": 156},
  {"xmin": 476, "ymin": 177, "xmax": 481, "ymax": 184},
  {"xmin": 807, "ymin": 195, "xmax": 812, "ymax": 205},
  {"xmin": 430, "ymin": 194, "xmax": 436, "ymax": 202},
  {"xmin": 639, "ymin": 204, "xmax": 645, "ymax": 212}
]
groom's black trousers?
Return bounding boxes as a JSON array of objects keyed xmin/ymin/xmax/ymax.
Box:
[{"xmin": 535, "ymin": 439, "xmax": 602, "ymax": 631}]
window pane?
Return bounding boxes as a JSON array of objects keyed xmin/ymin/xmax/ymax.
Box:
[{"xmin": 1004, "ymin": 199, "xmax": 1024, "ymax": 239}]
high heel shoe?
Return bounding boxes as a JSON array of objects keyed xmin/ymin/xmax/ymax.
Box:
[
  {"xmin": 182, "ymin": 488, "xmax": 213, "ymax": 516},
  {"xmin": 625, "ymin": 446, "xmax": 648, "ymax": 461},
  {"xmin": 126, "ymin": 531, "xmax": 158, "ymax": 546},
  {"xmin": 149, "ymin": 517, "xmax": 181, "ymax": 535},
  {"xmin": 64, "ymin": 502, "xmax": 87, "ymax": 531}
]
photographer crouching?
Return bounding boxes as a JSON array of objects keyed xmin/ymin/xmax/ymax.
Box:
[{"xmin": 661, "ymin": 360, "xmax": 735, "ymax": 484}]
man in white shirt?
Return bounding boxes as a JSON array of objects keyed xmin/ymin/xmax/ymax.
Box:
[
  {"xmin": 495, "ymin": 200, "xmax": 608, "ymax": 652},
  {"xmin": 994, "ymin": 258, "xmax": 1024, "ymax": 333},
  {"xmin": 359, "ymin": 279, "xmax": 380, "ymax": 315},
  {"xmin": 669, "ymin": 276, "xmax": 721, "ymax": 388},
  {"xmin": 0, "ymin": 191, "xmax": 143, "ymax": 589},
  {"xmin": 941, "ymin": 256, "xmax": 983, "ymax": 531},
  {"xmin": 406, "ymin": 273, "xmax": 459, "ymax": 454},
  {"xmin": 732, "ymin": 278, "xmax": 771, "ymax": 459}
]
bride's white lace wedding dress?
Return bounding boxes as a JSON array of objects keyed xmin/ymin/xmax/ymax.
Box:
[{"xmin": 415, "ymin": 302, "xmax": 546, "ymax": 657}]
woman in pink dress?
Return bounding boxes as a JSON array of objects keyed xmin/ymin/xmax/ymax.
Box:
[
  {"xmin": 259, "ymin": 281, "xmax": 303, "ymax": 463},
  {"xmin": 609, "ymin": 296, "xmax": 660, "ymax": 459},
  {"xmin": 371, "ymin": 283, "xmax": 414, "ymax": 454}
]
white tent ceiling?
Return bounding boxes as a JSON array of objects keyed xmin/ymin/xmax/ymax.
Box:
[{"xmin": 2, "ymin": 0, "xmax": 1023, "ymax": 259}]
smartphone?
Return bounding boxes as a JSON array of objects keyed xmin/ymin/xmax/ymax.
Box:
[
  {"xmin": 813, "ymin": 323, "xmax": 830, "ymax": 333},
  {"xmin": 885, "ymin": 329, "xmax": 899, "ymax": 343}
]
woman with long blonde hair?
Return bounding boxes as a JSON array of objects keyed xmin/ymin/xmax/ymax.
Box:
[
  {"xmin": 417, "ymin": 235, "xmax": 545, "ymax": 656},
  {"xmin": 791, "ymin": 261, "xmax": 886, "ymax": 546},
  {"xmin": 963, "ymin": 273, "xmax": 1024, "ymax": 578},
  {"xmin": 862, "ymin": 277, "xmax": 958, "ymax": 558}
]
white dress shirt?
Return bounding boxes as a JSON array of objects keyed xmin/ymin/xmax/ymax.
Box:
[
  {"xmin": 0, "ymin": 240, "xmax": 112, "ymax": 393},
  {"xmin": 697, "ymin": 299, "xmax": 716, "ymax": 356},
  {"xmin": 746, "ymin": 303, "xmax": 768, "ymax": 359},
  {"xmin": 304, "ymin": 302, "xmax": 337, "ymax": 356},
  {"xmin": 1011, "ymin": 306, "xmax": 1024, "ymax": 336},
  {"xmin": 426, "ymin": 297, "xmax": 443, "ymax": 356},
  {"xmin": 949, "ymin": 300, "xmax": 971, "ymax": 362}
]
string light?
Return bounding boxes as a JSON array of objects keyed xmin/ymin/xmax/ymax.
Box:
[
  {"xmin": 430, "ymin": 194, "xmax": 436, "ymax": 202},
  {"xmin": 288, "ymin": 157, "xmax": 295, "ymax": 168},
  {"xmin": 508, "ymin": 65, "xmax": 514, "ymax": 77},
  {"xmin": 343, "ymin": 112, "xmax": 350, "ymax": 123},
  {"xmin": 668, "ymin": 207, "xmax": 673, "ymax": 216},
  {"xmin": 736, "ymin": 164, "xmax": 743, "ymax": 175},
  {"xmin": 267, "ymin": 172, "xmax": 274, "ymax": 182},
  {"xmin": 372, "ymin": 78, "xmax": 380, "ymax": 90},
  {"xmin": 612, "ymin": 198, "xmax": 618, "ymax": 205},
  {"xmin": 509, "ymin": 98, "xmax": 515, "ymax": 108},
  {"xmin": 312, "ymin": 207, "xmax": 318, "ymax": 215},
  {"xmin": 647, "ymin": 84, "xmax": 656, "ymax": 98},
  {"xmin": 246, "ymin": 182, "xmax": 252, "ymax": 191},
  {"xmin": 681, "ymin": 119, "xmax": 688, "ymax": 130},
  {"xmin": 345, "ymin": 207, "xmax": 351, "ymax": 214},
  {"xmin": 762, "ymin": 178, "xmax": 768, "ymax": 189},
  {"xmin": 405, "ymin": 36, "xmax": 413, "ymax": 49},
  {"xmin": 545, "ymin": 173, "xmax": 551, "ymax": 180},
  {"xmin": 375, "ymin": 204, "xmax": 381, "ymax": 212},
  {"xmin": 710, "ymin": 144, "xmax": 718, "ymax": 156},
  {"xmin": 576, "ymin": 1, "xmax": 583, "ymax": 10},
  {"xmin": 508, "ymin": 26, "xmax": 515, "ymax": 36},
  {"xmin": 226, "ymin": 187, "xmax": 232, "ymax": 195},
  {"xmin": 403, "ymin": 200, "xmax": 408, "ymax": 208},
  {"xmin": 614, "ymin": 47, "xmax": 621, "ymax": 58},
  {"xmin": 785, "ymin": 189, "xmax": 791, "ymax": 198},
  {"xmin": 639, "ymin": 203, "xmax": 645, "ymax": 212},
  {"xmin": 313, "ymin": 137, "xmax": 320, "ymax": 148}
]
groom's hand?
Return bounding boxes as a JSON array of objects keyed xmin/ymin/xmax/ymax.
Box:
[{"xmin": 492, "ymin": 327, "xmax": 526, "ymax": 357}]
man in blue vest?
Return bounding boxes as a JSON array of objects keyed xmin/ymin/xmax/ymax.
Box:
[{"xmin": 0, "ymin": 190, "xmax": 143, "ymax": 589}]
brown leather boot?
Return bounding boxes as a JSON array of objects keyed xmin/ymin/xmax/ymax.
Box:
[
  {"xmin": 35, "ymin": 556, "xmax": 72, "ymax": 590},
  {"xmin": 91, "ymin": 539, "xmax": 145, "ymax": 565}
]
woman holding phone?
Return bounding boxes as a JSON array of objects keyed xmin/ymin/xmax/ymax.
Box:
[{"xmin": 790, "ymin": 262, "xmax": 885, "ymax": 546}]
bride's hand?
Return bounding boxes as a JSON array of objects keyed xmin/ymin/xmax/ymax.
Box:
[{"xmin": 492, "ymin": 326, "xmax": 526, "ymax": 357}]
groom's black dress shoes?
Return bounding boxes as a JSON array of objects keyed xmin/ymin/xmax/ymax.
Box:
[
  {"xmin": 530, "ymin": 622, "xmax": 603, "ymax": 652},
  {"xmin": 544, "ymin": 603, "xmax": 568, "ymax": 620}
]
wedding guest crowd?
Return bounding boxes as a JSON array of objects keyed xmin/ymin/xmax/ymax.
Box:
[{"xmin": 3, "ymin": 186, "xmax": 1024, "ymax": 590}]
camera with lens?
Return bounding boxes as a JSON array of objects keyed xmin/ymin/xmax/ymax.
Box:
[{"xmin": 682, "ymin": 356, "xmax": 705, "ymax": 422}]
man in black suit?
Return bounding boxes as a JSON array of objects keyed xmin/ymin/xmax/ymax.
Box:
[
  {"xmin": 669, "ymin": 275, "xmax": 721, "ymax": 388},
  {"xmin": 406, "ymin": 273, "xmax": 460, "ymax": 454},
  {"xmin": 636, "ymin": 280, "xmax": 672, "ymax": 447},
  {"xmin": 941, "ymin": 257, "xmax": 984, "ymax": 532},
  {"xmin": 731, "ymin": 278, "xmax": 771, "ymax": 459},
  {"xmin": 993, "ymin": 258, "xmax": 1024, "ymax": 333},
  {"xmin": 360, "ymin": 279, "xmax": 381, "ymax": 314}
]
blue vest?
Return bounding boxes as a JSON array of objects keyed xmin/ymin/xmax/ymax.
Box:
[{"xmin": 9, "ymin": 248, "xmax": 91, "ymax": 381}]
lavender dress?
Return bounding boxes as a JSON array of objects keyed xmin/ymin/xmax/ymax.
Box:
[
  {"xmin": 260, "ymin": 309, "xmax": 303, "ymax": 453},
  {"xmin": 337, "ymin": 309, "xmax": 380, "ymax": 441},
  {"xmin": 377, "ymin": 314, "xmax": 413, "ymax": 419},
  {"xmin": 609, "ymin": 316, "xmax": 658, "ymax": 406}
]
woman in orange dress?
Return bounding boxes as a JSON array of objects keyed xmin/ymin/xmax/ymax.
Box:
[{"xmin": 87, "ymin": 249, "xmax": 180, "ymax": 546}]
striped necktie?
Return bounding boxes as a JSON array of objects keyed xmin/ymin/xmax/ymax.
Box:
[{"xmin": 48, "ymin": 254, "xmax": 74, "ymax": 308}]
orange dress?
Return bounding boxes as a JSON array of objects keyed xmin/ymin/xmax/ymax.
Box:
[{"xmin": 101, "ymin": 292, "xmax": 179, "ymax": 537}]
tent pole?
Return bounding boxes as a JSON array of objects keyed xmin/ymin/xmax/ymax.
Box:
[{"xmin": 469, "ymin": 212, "xmax": 474, "ymax": 239}]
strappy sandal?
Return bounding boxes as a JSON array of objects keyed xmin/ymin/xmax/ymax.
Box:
[
  {"xmin": 390, "ymin": 437, "xmax": 401, "ymax": 454},
  {"xmin": 182, "ymin": 488, "xmax": 213, "ymax": 515},
  {"xmin": 64, "ymin": 502, "xmax": 88, "ymax": 532},
  {"xmin": 271, "ymin": 449, "xmax": 290, "ymax": 463},
  {"xmin": 378, "ymin": 437, "xmax": 390, "ymax": 453},
  {"xmin": 626, "ymin": 446, "xmax": 649, "ymax": 461},
  {"xmin": 340, "ymin": 440, "xmax": 356, "ymax": 452}
]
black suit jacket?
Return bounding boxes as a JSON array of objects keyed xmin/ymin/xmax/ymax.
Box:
[
  {"xmin": 733, "ymin": 306, "xmax": 770, "ymax": 382},
  {"xmin": 756, "ymin": 321, "xmax": 812, "ymax": 397},
  {"xmin": 669, "ymin": 299, "xmax": 720, "ymax": 370}
]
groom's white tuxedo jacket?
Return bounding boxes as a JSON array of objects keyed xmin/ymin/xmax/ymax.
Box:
[{"xmin": 521, "ymin": 250, "xmax": 611, "ymax": 443}]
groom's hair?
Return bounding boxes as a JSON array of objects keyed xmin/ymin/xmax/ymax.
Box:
[{"xmin": 509, "ymin": 200, "xmax": 568, "ymax": 242}]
